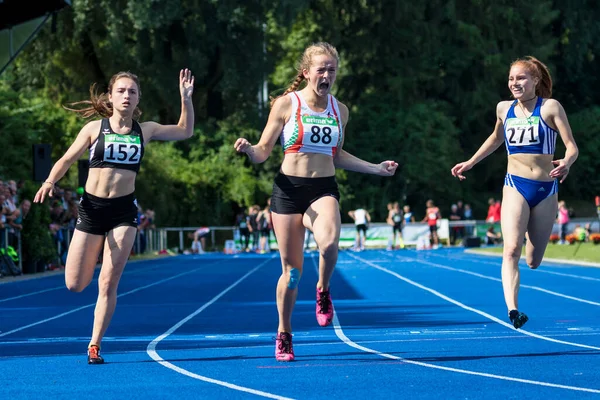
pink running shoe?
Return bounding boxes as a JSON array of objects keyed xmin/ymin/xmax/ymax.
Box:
[
  {"xmin": 316, "ymin": 287, "xmax": 334, "ymax": 327},
  {"xmin": 275, "ymin": 332, "xmax": 295, "ymax": 362}
]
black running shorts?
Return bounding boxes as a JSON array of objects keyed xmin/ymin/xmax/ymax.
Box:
[
  {"xmin": 270, "ymin": 172, "xmax": 340, "ymax": 215},
  {"xmin": 76, "ymin": 192, "xmax": 138, "ymax": 235},
  {"xmin": 356, "ymin": 224, "xmax": 368, "ymax": 234},
  {"xmin": 393, "ymin": 223, "xmax": 403, "ymax": 234}
]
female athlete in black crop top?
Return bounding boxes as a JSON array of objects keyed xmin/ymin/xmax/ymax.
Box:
[{"xmin": 33, "ymin": 69, "xmax": 195, "ymax": 364}]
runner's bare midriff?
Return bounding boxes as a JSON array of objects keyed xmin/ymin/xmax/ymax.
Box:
[
  {"xmin": 85, "ymin": 168, "xmax": 136, "ymax": 198},
  {"xmin": 280, "ymin": 152, "xmax": 336, "ymax": 178},
  {"xmin": 507, "ymin": 153, "xmax": 554, "ymax": 181}
]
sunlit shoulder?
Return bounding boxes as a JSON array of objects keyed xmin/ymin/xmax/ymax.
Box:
[
  {"xmin": 271, "ymin": 94, "xmax": 292, "ymax": 121},
  {"xmin": 541, "ymin": 98, "xmax": 562, "ymax": 110},
  {"xmin": 80, "ymin": 120, "xmax": 102, "ymax": 139},
  {"xmin": 496, "ymin": 100, "xmax": 513, "ymax": 119}
]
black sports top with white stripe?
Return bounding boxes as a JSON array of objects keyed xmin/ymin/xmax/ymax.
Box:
[{"xmin": 89, "ymin": 118, "xmax": 145, "ymax": 173}]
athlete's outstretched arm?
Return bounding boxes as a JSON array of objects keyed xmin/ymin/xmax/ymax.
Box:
[
  {"xmin": 334, "ymin": 150, "xmax": 397, "ymax": 175},
  {"xmin": 451, "ymin": 102, "xmax": 506, "ymax": 180},
  {"xmin": 234, "ymin": 96, "xmax": 290, "ymax": 163},
  {"xmin": 33, "ymin": 121, "xmax": 98, "ymax": 203},
  {"xmin": 144, "ymin": 69, "xmax": 195, "ymax": 142},
  {"xmin": 547, "ymin": 99, "xmax": 578, "ymax": 183},
  {"xmin": 333, "ymin": 102, "xmax": 398, "ymax": 176}
]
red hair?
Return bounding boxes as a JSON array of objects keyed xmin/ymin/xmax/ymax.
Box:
[{"xmin": 510, "ymin": 56, "xmax": 552, "ymax": 98}]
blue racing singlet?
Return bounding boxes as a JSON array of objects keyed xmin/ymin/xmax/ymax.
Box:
[{"xmin": 503, "ymin": 97, "xmax": 557, "ymax": 156}]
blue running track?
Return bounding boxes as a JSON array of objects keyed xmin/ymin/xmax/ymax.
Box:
[{"xmin": 1, "ymin": 248, "xmax": 599, "ymax": 399}]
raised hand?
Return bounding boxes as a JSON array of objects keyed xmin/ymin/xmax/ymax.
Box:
[
  {"xmin": 179, "ymin": 68, "xmax": 195, "ymax": 101},
  {"xmin": 451, "ymin": 160, "xmax": 474, "ymax": 181},
  {"xmin": 33, "ymin": 182, "xmax": 54, "ymax": 203},
  {"xmin": 378, "ymin": 161, "xmax": 398, "ymax": 176},
  {"xmin": 234, "ymin": 138, "xmax": 252, "ymax": 154},
  {"xmin": 550, "ymin": 159, "xmax": 570, "ymax": 183}
]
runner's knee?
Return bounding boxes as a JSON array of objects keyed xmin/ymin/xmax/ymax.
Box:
[
  {"xmin": 503, "ymin": 244, "xmax": 522, "ymax": 262},
  {"xmin": 318, "ymin": 238, "xmax": 338, "ymax": 258},
  {"xmin": 287, "ymin": 267, "xmax": 301, "ymax": 289}
]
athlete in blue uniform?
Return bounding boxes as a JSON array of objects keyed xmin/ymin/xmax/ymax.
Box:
[
  {"xmin": 234, "ymin": 42, "xmax": 398, "ymax": 361},
  {"xmin": 34, "ymin": 69, "xmax": 195, "ymax": 363},
  {"xmin": 451, "ymin": 56, "xmax": 578, "ymax": 329}
]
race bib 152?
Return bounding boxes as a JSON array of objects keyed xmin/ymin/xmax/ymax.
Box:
[{"xmin": 103, "ymin": 134, "xmax": 142, "ymax": 164}]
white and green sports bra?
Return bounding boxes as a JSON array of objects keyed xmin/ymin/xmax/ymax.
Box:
[{"xmin": 280, "ymin": 92, "xmax": 343, "ymax": 156}]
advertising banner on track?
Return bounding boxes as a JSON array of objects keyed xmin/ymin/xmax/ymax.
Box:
[{"xmin": 259, "ymin": 220, "xmax": 450, "ymax": 250}]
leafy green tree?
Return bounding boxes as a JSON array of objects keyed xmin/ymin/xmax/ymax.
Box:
[{"xmin": 2, "ymin": 0, "xmax": 599, "ymax": 225}]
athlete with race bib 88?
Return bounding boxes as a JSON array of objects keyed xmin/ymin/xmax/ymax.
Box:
[
  {"xmin": 234, "ymin": 42, "xmax": 398, "ymax": 361},
  {"xmin": 33, "ymin": 69, "xmax": 195, "ymax": 364},
  {"xmin": 451, "ymin": 57, "xmax": 578, "ymax": 329}
]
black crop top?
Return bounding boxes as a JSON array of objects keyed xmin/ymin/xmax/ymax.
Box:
[{"xmin": 88, "ymin": 118, "xmax": 145, "ymax": 173}]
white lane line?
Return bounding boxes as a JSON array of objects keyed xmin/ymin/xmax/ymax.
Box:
[
  {"xmin": 0, "ymin": 262, "xmax": 171, "ymax": 304},
  {"xmin": 333, "ymin": 310, "xmax": 600, "ymax": 393},
  {"xmin": 345, "ymin": 252, "xmax": 600, "ymax": 351},
  {"xmin": 394, "ymin": 255, "xmax": 600, "ymax": 307},
  {"xmin": 147, "ymin": 255, "xmax": 294, "ymax": 400},
  {"xmin": 0, "ymin": 286, "xmax": 64, "ymax": 303},
  {"xmin": 461, "ymin": 249, "xmax": 600, "ymax": 268},
  {"xmin": 0, "ymin": 260, "xmax": 223, "ymax": 338},
  {"xmin": 426, "ymin": 252, "xmax": 600, "ymax": 282},
  {"xmin": 531, "ymin": 269, "xmax": 600, "ymax": 282},
  {"xmin": 325, "ymin": 254, "xmax": 600, "ymax": 393}
]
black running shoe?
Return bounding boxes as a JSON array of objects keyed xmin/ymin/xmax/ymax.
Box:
[
  {"xmin": 87, "ymin": 345, "xmax": 105, "ymax": 364},
  {"xmin": 509, "ymin": 309, "xmax": 529, "ymax": 329}
]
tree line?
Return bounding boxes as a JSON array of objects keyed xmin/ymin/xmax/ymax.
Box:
[{"xmin": 1, "ymin": 0, "xmax": 599, "ymax": 226}]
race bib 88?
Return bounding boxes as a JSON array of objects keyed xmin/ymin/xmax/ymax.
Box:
[
  {"xmin": 301, "ymin": 115, "xmax": 340, "ymax": 147},
  {"xmin": 103, "ymin": 134, "xmax": 142, "ymax": 164},
  {"xmin": 505, "ymin": 117, "xmax": 540, "ymax": 147}
]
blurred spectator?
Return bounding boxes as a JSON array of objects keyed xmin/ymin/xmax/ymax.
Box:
[
  {"xmin": 463, "ymin": 204, "xmax": 474, "ymax": 236},
  {"xmin": 584, "ymin": 223, "xmax": 593, "ymax": 237},
  {"xmin": 486, "ymin": 225, "xmax": 502, "ymax": 245},
  {"xmin": 248, "ymin": 205, "xmax": 260, "ymax": 251},
  {"xmin": 486, "ymin": 198, "xmax": 501, "ymax": 223},
  {"xmin": 2, "ymin": 183, "xmax": 18, "ymax": 224},
  {"xmin": 9, "ymin": 199, "xmax": 30, "ymax": 248},
  {"xmin": 386, "ymin": 202, "xmax": 404, "ymax": 249},
  {"xmin": 235, "ymin": 206, "xmax": 250, "ymax": 251},
  {"xmin": 456, "ymin": 200, "xmax": 464, "ymax": 219},
  {"xmin": 7, "ymin": 180, "xmax": 18, "ymax": 204},
  {"xmin": 257, "ymin": 200, "xmax": 272, "ymax": 253},
  {"xmin": 422, "ymin": 200, "xmax": 441, "ymax": 248},
  {"xmin": 49, "ymin": 200, "xmax": 65, "ymax": 225},
  {"xmin": 556, "ymin": 200, "xmax": 570, "ymax": 244},
  {"xmin": 403, "ymin": 205, "xmax": 415, "ymax": 224},
  {"xmin": 449, "ymin": 204, "xmax": 462, "ymax": 245},
  {"xmin": 136, "ymin": 208, "xmax": 155, "ymax": 254},
  {"xmin": 349, "ymin": 207, "xmax": 371, "ymax": 251},
  {"xmin": 192, "ymin": 227, "xmax": 210, "ymax": 254}
]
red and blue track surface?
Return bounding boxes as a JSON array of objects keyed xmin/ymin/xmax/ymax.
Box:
[{"xmin": 1, "ymin": 248, "xmax": 599, "ymax": 399}]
